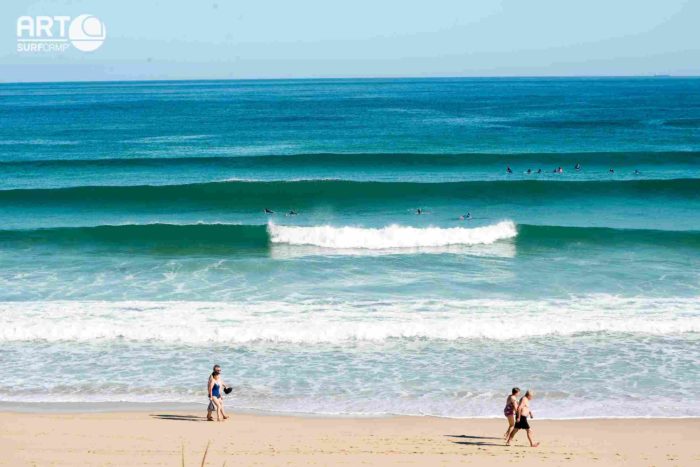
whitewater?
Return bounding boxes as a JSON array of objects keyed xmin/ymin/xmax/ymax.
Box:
[
  {"xmin": 267, "ymin": 221, "xmax": 518, "ymax": 249},
  {"xmin": 1, "ymin": 296, "xmax": 698, "ymax": 344}
]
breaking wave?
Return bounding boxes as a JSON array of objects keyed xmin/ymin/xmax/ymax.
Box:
[{"xmin": 267, "ymin": 221, "xmax": 517, "ymax": 249}]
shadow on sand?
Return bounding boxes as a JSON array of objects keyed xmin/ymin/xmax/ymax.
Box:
[
  {"xmin": 151, "ymin": 414, "xmax": 206, "ymax": 422},
  {"xmin": 445, "ymin": 434, "xmax": 504, "ymax": 447}
]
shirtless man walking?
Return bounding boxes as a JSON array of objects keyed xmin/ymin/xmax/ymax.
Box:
[{"xmin": 506, "ymin": 389, "xmax": 540, "ymax": 447}]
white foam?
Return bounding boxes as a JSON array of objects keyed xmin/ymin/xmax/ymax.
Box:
[
  {"xmin": 268, "ymin": 221, "xmax": 517, "ymax": 249},
  {"xmin": 268, "ymin": 241, "xmax": 516, "ymax": 258},
  {"xmin": 0, "ymin": 296, "xmax": 697, "ymax": 344}
]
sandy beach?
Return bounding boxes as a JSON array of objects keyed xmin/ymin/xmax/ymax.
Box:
[{"xmin": 1, "ymin": 411, "xmax": 698, "ymax": 466}]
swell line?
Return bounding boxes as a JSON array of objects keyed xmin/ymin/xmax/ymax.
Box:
[
  {"xmin": 1, "ymin": 178, "xmax": 698, "ymax": 208},
  {"xmin": 1, "ymin": 222, "xmax": 698, "ymax": 252},
  {"xmin": 2, "ymin": 151, "xmax": 700, "ymax": 166}
]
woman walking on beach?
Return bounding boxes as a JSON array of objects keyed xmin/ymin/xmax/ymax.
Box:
[
  {"xmin": 507, "ymin": 389, "xmax": 540, "ymax": 447},
  {"xmin": 503, "ymin": 387, "xmax": 520, "ymax": 441},
  {"xmin": 207, "ymin": 364, "xmax": 230, "ymax": 421}
]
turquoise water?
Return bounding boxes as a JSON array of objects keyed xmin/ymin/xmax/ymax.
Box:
[{"xmin": 0, "ymin": 78, "xmax": 698, "ymax": 417}]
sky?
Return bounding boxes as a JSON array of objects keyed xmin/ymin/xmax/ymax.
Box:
[{"xmin": 2, "ymin": 0, "xmax": 699, "ymax": 82}]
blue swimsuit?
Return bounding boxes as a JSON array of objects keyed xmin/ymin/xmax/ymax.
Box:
[{"xmin": 211, "ymin": 381, "xmax": 221, "ymax": 398}]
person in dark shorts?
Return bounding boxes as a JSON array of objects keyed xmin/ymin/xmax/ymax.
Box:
[
  {"xmin": 515, "ymin": 413, "xmax": 530, "ymax": 430},
  {"xmin": 506, "ymin": 389, "xmax": 540, "ymax": 447}
]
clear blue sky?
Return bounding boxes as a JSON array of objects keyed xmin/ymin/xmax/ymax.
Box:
[{"xmin": 3, "ymin": 0, "xmax": 699, "ymax": 82}]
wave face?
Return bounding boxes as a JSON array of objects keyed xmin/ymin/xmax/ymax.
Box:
[
  {"xmin": 0, "ymin": 223, "xmax": 270, "ymax": 252},
  {"xmin": 267, "ymin": 221, "xmax": 518, "ymax": 249},
  {"xmin": 516, "ymin": 224, "xmax": 700, "ymax": 249},
  {"xmin": 1, "ymin": 178, "xmax": 698, "ymax": 207},
  {"xmin": 1, "ymin": 222, "xmax": 699, "ymax": 253},
  {"xmin": 2, "ymin": 177, "xmax": 698, "ymax": 233},
  {"xmin": 1, "ymin": 297, "xmax": 698, "ymax": 344}
]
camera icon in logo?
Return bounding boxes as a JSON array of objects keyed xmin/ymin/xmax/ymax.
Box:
[{"xmin": 69, "ymin": 14, "xmax": 106, "ymax": 52}]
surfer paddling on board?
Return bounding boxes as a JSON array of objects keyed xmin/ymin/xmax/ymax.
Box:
[{"xmin": 264, "ymin": 208, "xmax": 274, "ymax": 214}]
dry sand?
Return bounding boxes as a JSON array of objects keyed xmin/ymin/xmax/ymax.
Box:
[{"xmin": 1, "ymin": 411, "xmax": 698, "ymax": 466}]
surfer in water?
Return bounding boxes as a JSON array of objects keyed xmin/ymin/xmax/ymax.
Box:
[
  {"xmin": 507, "ymin": 390, "xmax": 540, "ymax": 447},
  {"xmin": 287, "ymin": 210, "xmax": 298, "ymax": 216},
  {"xmin": 264, "ymin": 208, "xmax": 274, "ymax": 214},
  {"xmin": 507, "ymin": 166, "xmax": 513, "ymax": 174},
  {"xmin": 526, "ymin": 168, "xmax": 532, "ymax": 174},
  {"xmin": 416, "ymin": 208, "xmax": 423, "ymax": 215},
  {"xmin": 459, "ymin": 212, "xmax": 472, "ymax": 221},
  {"xmin": 536, "ymin": 168, "xmax": 542, "ymax": 174},
  {"xmin": 609, "ymin": 168, "xmax": 615, "ymax": 174},
  {"xmin": 575, "ymin": 163, "xmax": 581, "ymax": 171},
  {"xmin": 634, "ymin": 169, "xmax": 641, "ymax": 175}
]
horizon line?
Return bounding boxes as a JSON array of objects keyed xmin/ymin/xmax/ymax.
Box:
[{"xmin": 1, "ymin": 74, "xmax": 699, "ymax": 85}]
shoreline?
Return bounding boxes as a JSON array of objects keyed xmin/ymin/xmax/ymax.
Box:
[
  {"xmin": 1, "ymin": 402, "xmax": 698, "ymax": 420},
  {"xmin": 2, "ymin": 411, "xmax": 698, "ymax": 466}
]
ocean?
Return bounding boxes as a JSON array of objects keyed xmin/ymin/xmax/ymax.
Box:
[{"xmin": 0, "ymin": 77, "xmax": 698, "ymax": 418}]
